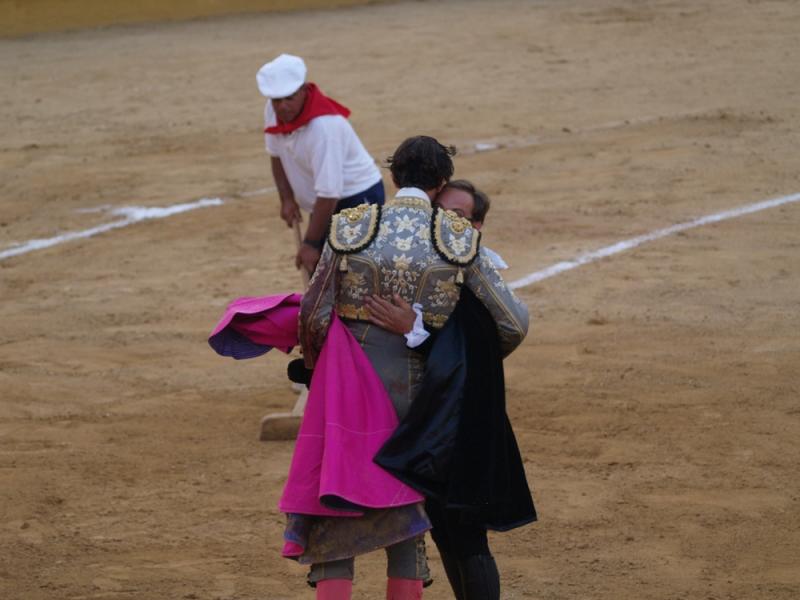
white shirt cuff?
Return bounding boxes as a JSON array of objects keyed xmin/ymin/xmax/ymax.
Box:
[{"xmin": 404, "ymin": 303, "xmax": 430, "ymax": 348}]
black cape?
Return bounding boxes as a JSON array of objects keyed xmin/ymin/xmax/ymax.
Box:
[{"xmin": 374, "ymin": 287, "xmax": 537, "ymax": 531}]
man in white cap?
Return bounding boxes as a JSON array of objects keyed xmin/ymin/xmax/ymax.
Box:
[{"xmin": 257, "ymin": 53, "xmax": 384, "ymax": 275}]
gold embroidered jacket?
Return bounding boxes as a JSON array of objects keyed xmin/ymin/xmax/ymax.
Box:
[{"xmin": 299, "ymin": 195, "xmax": 529, "ymax": 376}]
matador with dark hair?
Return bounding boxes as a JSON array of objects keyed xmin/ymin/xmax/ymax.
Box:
[{"xmin": 296, "ymin": 136, "xmax": 529, "ymax": 600}]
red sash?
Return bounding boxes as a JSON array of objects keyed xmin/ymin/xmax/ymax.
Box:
[{"xmin": 265, "ymin": 83, "xmax": 351, "ymax": 135}]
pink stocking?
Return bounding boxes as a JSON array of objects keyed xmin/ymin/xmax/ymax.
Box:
[
  {"xmin": 386, "ymin": 577, "xmax": 423, "ymax": 600},
  {"xmin": 316, "ymin": 578, "xmax": 353, "ymax": 600}
]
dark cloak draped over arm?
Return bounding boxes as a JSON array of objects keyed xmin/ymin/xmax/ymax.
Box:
[{"xmin": 374, "ymin": 286, "xmax": 537, "ymax": 531}]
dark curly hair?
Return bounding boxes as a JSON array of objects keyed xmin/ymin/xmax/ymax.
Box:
[{"xmin": 386, "ymin": 136, "xmax": 457, "ymax": 191}]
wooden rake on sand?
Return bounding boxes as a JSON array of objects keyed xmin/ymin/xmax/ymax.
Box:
[{"xmin": 260, "ymin": 220, "xmax": 309, "ymax": 441}]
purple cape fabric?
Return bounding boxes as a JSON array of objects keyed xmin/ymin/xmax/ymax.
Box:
[
  {"xmin": 208, "ymin": 293, "xmax": 302, "ymax": 359},
  {"xmin": 279, "ymin": 312, "xmax": 424, "ymax": 526}
]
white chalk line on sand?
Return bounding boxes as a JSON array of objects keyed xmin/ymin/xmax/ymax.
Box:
[
  {"xmin": 0, "ymin": 108, "xmax": 725, "ymax": 264},
  {"xmin": 2, "ymin": 108, "xmax": 798, "ymax": 280},
  {"xmin": 0, "ymin": 189, "xmax": 281, "ymax": 262},
  {"xmin": 0, "ymin": 198, "xmax": 223, "ymax": 261},
  {"xmin": 4, "ymin": 189, "xmax": 799, "ymax": 293},
  {"xmin": 0, "ymin": 110, "xmax": 734, "ymax": 263},
  {"xmin": 507, "ymin": 192, "xmax": 800, "ymax": 289}
]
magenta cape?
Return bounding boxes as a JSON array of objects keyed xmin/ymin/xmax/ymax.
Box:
[
  {"xmin": 279, "ymin": 312, "xmax": 423, "ymax": 516},
  {"xmin": 208, "ymin": 294, "xmax": 424, "ymax": 555},
  {"xmin": 208, "ymin": 293, "xmax": 302, "ymax": 359}
]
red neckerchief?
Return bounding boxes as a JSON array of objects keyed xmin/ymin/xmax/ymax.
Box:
[{"xmin": 265, "ymin": 83, "xmax": 351, "ymax": 135}]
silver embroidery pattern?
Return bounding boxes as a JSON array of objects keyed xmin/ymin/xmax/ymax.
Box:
[
  {"xmin": 359, "ymin": 205, "xmax": 429, "ymax": 301},
  {"xmin": 394, "ymin": 236, "xmax": 413, "ymax": 251},
  {"xmin": 427, "ymin": 275, "xmax": 459, "ymax": 308},
  {"xmin": 341, "ymin": 269, "xmax": 369, "ymax": 302},
  {"xmin": 379, "ymin": 220, "xmax": 393, "ymax": 240},
  {"xmin": 395, "ymin": 214, "xmax": 420, "ymax": 234},
  {"xmin": 464, "ymin": 252, "xmax": 530, "ymax": 355},
  {"xmin": 448, "ymin": 233, "xmax": 468, "ymax": 256},
  {"xmin": 323, "ymin": 199, "xmax": 527, "ymax": 347},
  {"xmin": 380, "ymin": 252, "xmax": 419, "ymax": 298},
  {"xmin": 342, "ymin": 223, "xmax": 363, "ymax": 245},
  {"xmin": 433, "ymin": 208, "xmax": 479, "ymax": 265}
]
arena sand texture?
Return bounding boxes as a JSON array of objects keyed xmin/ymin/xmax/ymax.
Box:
[{"xmin": 1, "ymin": 1, "xmax": 799, "ymax": 598}]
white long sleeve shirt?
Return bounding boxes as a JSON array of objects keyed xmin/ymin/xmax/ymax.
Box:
[{"xmin": 265, "ymin": 102, "xmax": 381, "ymax": 212}]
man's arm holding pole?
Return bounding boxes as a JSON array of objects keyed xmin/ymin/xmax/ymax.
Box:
[
  {"xmin": 295, "ymin": 197, "xmax": 337, "ymax": 274},
  {"xmin": 271, "ymin": 155, "xmax": 334, "ymax": 277},
  {"xmin": 270, "ymin": 156, "xmax": 301, "ymax": 227}
]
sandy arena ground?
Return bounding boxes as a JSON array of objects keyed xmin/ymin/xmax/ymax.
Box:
[{"xmin": 1, "ymin": 0, "xmax": 799, "ymax": 598}]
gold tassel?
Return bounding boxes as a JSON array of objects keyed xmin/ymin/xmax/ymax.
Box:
[
  {"xmin": 339, "ymin": 254, "xmax": 349, "ymax": 272},
  {"xmin": 455, "ymin": 267, "xmax": 464, "ymax": 285}
]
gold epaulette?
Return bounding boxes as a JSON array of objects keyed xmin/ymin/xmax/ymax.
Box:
[
  {"xmin": 386, "ymin": 196, "xmax": 432, "ymax": 211},
  {"xmin": 328, "ymin": 203, "xmax": 381, "ymax": 271},
  {"xmin": 431, "ymin": 207, "xmax": 481, "ymax": 282}
]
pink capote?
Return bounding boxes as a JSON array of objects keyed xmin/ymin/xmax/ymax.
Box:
[
  {"xmin": 208, "ymin": 294, "xmax": 424, "ymax": 553},
  {"xmin": 208, "ymin": 293, "xmax": 302, "ymax": 359},
  {"xmin": 278, "ymin": 312, "xmax": 424, "ymax": 518}
]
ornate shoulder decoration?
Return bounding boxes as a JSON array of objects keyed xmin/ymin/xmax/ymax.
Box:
[
  {"xmin": 328, "ymin": 203, "xmax": 381, "ymax": 271},
  {"xmin": 328, "ymin": 203, "xmax": 381, "ymax": 254},
  {"xmin": 431, "ymin": 206, "xmax": 481, "ymax": 268},
  {"xmin": 386, "ymin": 196, "xmax": 432, "ymax": 211}
]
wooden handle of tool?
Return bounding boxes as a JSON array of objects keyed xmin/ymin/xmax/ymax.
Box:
[{"xmin": 293, "ymin": 220, "xmax": 310, "ymax": 290}]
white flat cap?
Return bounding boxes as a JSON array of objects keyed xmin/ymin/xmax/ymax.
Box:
[{"xmin": 256, "ymin": 54, "xmax": 307, "ymax": 98}]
